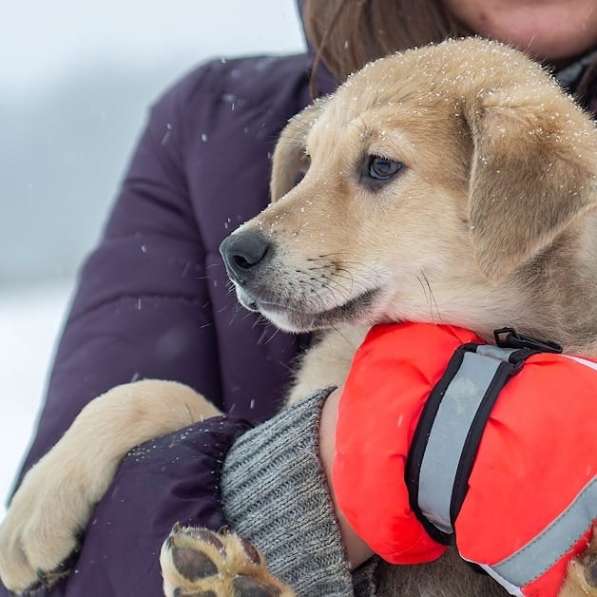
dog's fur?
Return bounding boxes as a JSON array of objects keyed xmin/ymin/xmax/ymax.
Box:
[{"xmin": 1, "ymin": 39, "xmax": 596, "ymax": 596}]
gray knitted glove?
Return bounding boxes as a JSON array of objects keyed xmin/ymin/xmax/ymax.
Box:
[{"xmin": 222, "ymin": 390, "xmax": 378, "ymax": 597}]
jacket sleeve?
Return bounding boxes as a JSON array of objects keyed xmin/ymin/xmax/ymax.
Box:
[
  {"xmin": 12, "ymin": 67, "xmax": 224, "ymax": 490},
  {"xmin": 44, "ymin": 415, "xmax": 252, "ymax": 597},
  {"xmin": 222, "ymin": 391, "xmax": 379, "ymax": 597},
  {"xmin": 19, "ymin": 394, "xmax": 377, "ymax": 597}
]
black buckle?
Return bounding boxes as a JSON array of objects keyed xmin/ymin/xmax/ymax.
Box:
[{"xmin": 494, "ymin": 327, "xmax": 562, "ymax": 354}]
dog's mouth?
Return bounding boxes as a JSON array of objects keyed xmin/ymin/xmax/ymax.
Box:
[{"xmin": 237, "ymin": 286, "xmax": 381, "ymax": 332}]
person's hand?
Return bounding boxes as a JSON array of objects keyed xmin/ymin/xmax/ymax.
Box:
[{"xmin": 319, "ymin": 387, "xmax": 374, "ymax": 569}]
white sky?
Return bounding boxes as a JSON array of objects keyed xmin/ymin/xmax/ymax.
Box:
[
  {"xmin": 1, "ymin": 0, "xmax": 305, "ymax": 95},
  {"xmin": 0, "ymin": 282, "xmax": 73, "ymax": 518}
]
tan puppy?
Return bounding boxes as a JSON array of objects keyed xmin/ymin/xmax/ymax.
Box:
[{"xmin": 1, "ymin": 38, "xmax": 596, "ymax": 597}]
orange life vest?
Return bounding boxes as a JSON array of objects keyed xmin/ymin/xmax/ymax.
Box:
[{"xmin": 334, "ymin": 322, "xmax": 596, "ymax": 596}]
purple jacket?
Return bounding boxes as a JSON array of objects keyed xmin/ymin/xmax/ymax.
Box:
[
  {"xmin": 20, "ymin": 52, "xmax": 331, "ymax": 469},
  {"xmin": 2, "ymin": 8, "xmax": 343, "ymax": 596}
]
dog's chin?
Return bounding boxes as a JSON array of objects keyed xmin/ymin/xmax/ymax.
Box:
[{"xmin": 237, "ymin": 287, "xmax": 382, "ymax": 333}]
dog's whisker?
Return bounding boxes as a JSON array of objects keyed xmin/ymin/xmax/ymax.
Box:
[
  {"xmin": 421, "ymin": 270, "xmax": 442, "ymax": 323},
  {"xmin": 317, "ymin": 279, "xmax": 351, "ymax": 305},
  {"xmin": 332, "ymin": 271, "xmax": 375, "ymax": 295},
  {"xmin": 329, "ymin": 322, "xmax": 355, "ymax": 347},
  {"xmin": 416, "ymin": 273, "xmax": 427, "ymax": 299},
  {"xmin": 323, "ymin": 276, "xmax": 356, "ymax": 298},
  {"xmin": 263, "ymin": 326, "xmax": 281, "ymax": 345}
]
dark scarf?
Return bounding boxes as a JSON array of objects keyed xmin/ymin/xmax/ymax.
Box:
[{"xmin": 553, "ymin": 48, "xmax": 597, "ymax": 112}]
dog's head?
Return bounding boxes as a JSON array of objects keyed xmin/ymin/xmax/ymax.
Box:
[{"xmin": 221, "ymin": 38, "xmax": 597, "ymax": 335}]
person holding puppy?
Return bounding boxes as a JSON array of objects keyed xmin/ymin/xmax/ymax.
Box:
[{"xmin": 2, "ymin": 1, "xmax": 597, "ymax": 596}]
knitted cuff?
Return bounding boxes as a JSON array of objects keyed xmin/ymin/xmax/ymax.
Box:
[{"xmin": 221, "ymin": 389, "xmax": 373, "ymax": 597}]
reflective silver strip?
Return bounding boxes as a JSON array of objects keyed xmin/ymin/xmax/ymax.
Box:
[
  {"xmin": 565, "ymin": 354, "xmax": 597, "ymax": 372},
  {"xmin": 417, "ymin": 346, "xmax": 514, "ymax": 533},
  {"xmin": 477, "ymin": 345, "xmax": 516, "ymax": 361},
  {"xmin": 478, "ymin": 564, "xmax": 523, "ymax": 596},
  {"xmin": 490, "ymin": 477, "xmax": 597, "ymax": 587}
]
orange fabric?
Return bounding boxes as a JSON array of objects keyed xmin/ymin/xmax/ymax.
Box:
[
  {"xmin": 334, "ymin": 322, "xmax": 480, "ymax": 563},
  {"xmin": 333, "ymin": 322, "xmax": 597, "ymax": 596}
]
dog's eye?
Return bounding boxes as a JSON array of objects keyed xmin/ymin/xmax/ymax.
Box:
[{"xmin": 366, "ymin": 155, "xmax": 404, "ymax": 181}]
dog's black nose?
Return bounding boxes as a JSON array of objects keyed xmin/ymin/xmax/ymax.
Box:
[{"xmin": 219, "ymin": 231, "xmax": 271, "ymax": 284}]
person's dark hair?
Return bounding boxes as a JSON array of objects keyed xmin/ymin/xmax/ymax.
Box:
[{"xmin": 303, "ymin": 0, "xmax": 471, "ymax": 83}]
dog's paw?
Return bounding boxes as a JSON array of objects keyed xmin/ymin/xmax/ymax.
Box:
[
  {"xmin": 563, "ymin": 530, "xmax": 597, "ymax": 597},
  {"xmin": 578, "ymin": 531, "xmax": 597, "ymax": 594},
  {"xmin": 0, "ymin": 460, "xmax": 88, "ymax": 594},
  {"xmin": 160, "ymin": 524, "xmax": 294, "ymax": 597}
]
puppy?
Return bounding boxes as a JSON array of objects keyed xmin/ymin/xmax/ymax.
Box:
[{"xmin": 1, "ymin": 38, "xmax": 596, "ymax": 597}]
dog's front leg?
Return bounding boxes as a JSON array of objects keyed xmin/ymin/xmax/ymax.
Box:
[
  {"xmin": 0, "ymin": 379, "xmax": 220, "ymax": 595},
  {"xmin": 560, "ymin": 529, "xmax": 597, "ymax": 596}
]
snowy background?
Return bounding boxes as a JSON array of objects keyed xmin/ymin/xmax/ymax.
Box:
[{"xmin": 0, "ymin": 0, "xmax": 305, "ymax": 517}]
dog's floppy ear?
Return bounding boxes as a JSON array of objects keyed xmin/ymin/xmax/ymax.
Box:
[
  {"xmin": 465, "ymin": 86, "xmax": 597, "ymax": 281},
  {"xmin": 270, "ymin": 99, "xmax": 326, "ymax": 202}
]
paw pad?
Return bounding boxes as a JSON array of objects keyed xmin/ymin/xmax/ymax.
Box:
[
  {"xmin": 240, "ymin": 538, "xmax": 261, "ymax": 565},
  {"xmin": 161, "ymin": 524, "xmax": 293, "ymax": 597},
  {"xmin": 174, "ymin": 590, "xmax": 217, "ymax": 597},
  {"xmin": 191, "ymin": 529, "xmax": 226, "ymax": 555},
  {"xmin": 172, "ymin": 546, "xmax": 218, "ymax": 581},
  {"xmin": 233, "ymin": 575, "xmax": 281, "ymax": 596}
]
